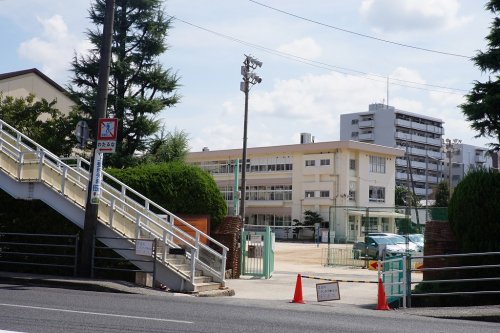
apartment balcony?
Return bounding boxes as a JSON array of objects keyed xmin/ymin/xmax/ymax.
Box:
[
  {"xmin": 475, "ymin": 154, "xmax": 486, "ymax": 163},
  {"xmin": 358, "ymin": 120, "xmax": 374, "ymax": 128},
  {"xmin": 427, "ymin": 150, "xmax": 444, "ymax": 160},
  {"xmin": 359, "ymin": 133, "xmax": 374, "ymax": 141},
  {"xmin": 428, "ymin": 125, "xmax": 444, "ymax": 135},
  {"xmin": 413, "ymin": 187, "xmax": 427, "ymax": 196},
  {"xmin": 395, "ymin": 119, "xmax": 411, "ymax": 129},
  {"xmin": 409, "ymin": 147, "xmax": 427, "ymax": 157},
  {"xmin": 395, "ymin": 119, "xmax": 444, "ymax": 135},
  {"xmin": 426, "ymin": 137, "xmax": 442, "ymax": 147}
]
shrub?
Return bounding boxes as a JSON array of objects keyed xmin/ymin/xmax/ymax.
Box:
[
  {"xmin": 448, "ymin": 168, "xmax": 500, "ymax": 252},
  {"xmin": 107, "ymin": 162, "xmax": 227, "ymax": 232}
]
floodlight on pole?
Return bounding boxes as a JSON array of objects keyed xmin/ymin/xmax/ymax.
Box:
[{"xmin": 239, "ymin": 54, "xmax": 263, "ymax": 225}]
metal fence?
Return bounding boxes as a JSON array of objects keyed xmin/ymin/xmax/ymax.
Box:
[
  {"xmin": 0, "ymin": 232, "xmax": 79, "ymax": 276},
  {"xmin": 408, "ymin": 251, "xmax": 500, "ymax": 307},
  {"xmin": 92, "ymin": 236, "xmax": 156, "ymax": 282},
  {"xmin": 321, "ymin": 248, "xmax": 366, "ymax": 267}
]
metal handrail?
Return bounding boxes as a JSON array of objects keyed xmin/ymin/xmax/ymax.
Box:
[
  {"xmin": 408, "ymin": 251, "xmax": 500, "ymax": 306},
  {"xmin": 0, "ymin": 119, "xmax": 228, "ymax": 284},
  {"xmin": 63, "ymin": 156, "xmax": 229, "ymax": 252}
]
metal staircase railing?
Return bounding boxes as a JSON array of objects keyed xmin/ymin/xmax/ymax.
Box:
[{"xmin": 0, "ymin": 119, "xmax": 228, "ymax": 289}]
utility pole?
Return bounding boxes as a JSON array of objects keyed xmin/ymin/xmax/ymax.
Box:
[
  {"xmin": 78, "ymin": 0, "xmax": 115, "ymax": 277},
  {"xmin": 443, "ymin": 138, "xmax": 462, "ymax": 201},
  {"xmin": 239, "ymin": 55, "xmax": 262, "ymax": 225}
]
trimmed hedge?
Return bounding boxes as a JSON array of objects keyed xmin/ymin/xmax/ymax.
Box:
[
  {"xmin": 448, "ymin": 168, "xmax": 500, "ymax": 252},
  {"xmin": 107, "ymin": 162, "xmax": 227, "ymax": 232}
]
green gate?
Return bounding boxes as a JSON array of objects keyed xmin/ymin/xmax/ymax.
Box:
[
  {"xmin": 240, "ymin": 226, "xmax": 274, "ymax": 278},
  {"xmin": 381, "ymin": 255, "xmax": 407, "ymax": 307}
]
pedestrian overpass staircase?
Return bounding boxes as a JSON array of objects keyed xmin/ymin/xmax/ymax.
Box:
[{"xmin": 0, "ymin": 119, "xmax": 228, "ymax": 293}]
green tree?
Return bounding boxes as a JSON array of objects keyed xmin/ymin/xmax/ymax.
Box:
[
  {"xmin": 394, "ymin": 185, "xmax": 419, "ymax": 207},
  {"xmin": 460, "ymin": 0, "xmax": 500, "ymax": 152},
  {"xmin": 146, "ymin": 128, "xmax": 189, "ymax": 163},
  {"xmin": 302, "ymin": 210, "xmax": 324, "ymax": 226},
  {"xmin": 0, "ymin": 94, "xmax": 80, "ymax": 156},
  {"xmin": 302, "ymin": 210, "xmax": 324, "ymax": 240},
  {"xmin": 107, "ymin": 162, "xmax": 227, "ymax": 232},
  {"xmin": 69, "ymin": 0, "xmax": 180, "ymax": 167},
  {"xmin": 434, "ymin": 180, "xmax": 450, "ymax": 207}
]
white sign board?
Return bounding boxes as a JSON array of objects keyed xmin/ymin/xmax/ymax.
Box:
[
  {"xmin": 90, "ymin": 152, "xmax": 103, "ymax": 204},
  {"xmin": 316, "ymin": 282, "xmax": 340, "ymax": 302},
  {"xmin": 250, "ymin": 234, "xmax": 262, "ymax": 243},
  {"xmin": 135, "ymin": 239, "xmax": 154, "ymax": 256}
]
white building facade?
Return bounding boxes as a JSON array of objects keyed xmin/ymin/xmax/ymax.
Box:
[
  {"xmin": 340, "ymin": 103, "xmax": 445, "ymax": 199},
  {"xmin": 443, "ymin": 143, "xmax": 493, "ymax": 190},
  {"xmin": 186, "ymin": 140, "xmax": 404, "ymax": 243}
]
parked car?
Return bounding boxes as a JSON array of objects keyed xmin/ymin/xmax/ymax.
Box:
[
  {"xmin": 405, "ymin": 233, "xmax": 424, "ymax": 252},
  {"xmin": 352, "ymin": 235, "xmax": 417, "ymax": 259},
  {"xmin": 367, "ymin": 233, "xmax": 420, "ymax": 253}
]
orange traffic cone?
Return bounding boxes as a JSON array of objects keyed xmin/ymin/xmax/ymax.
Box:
[
  {"xmin": 376, "ymin": 277, "xmax": 390, "ymax": 310},
  {"xmin": 291, "ymin": 274, "xmax": 305, "ymax": 304}
]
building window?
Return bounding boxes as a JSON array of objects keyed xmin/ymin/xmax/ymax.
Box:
[
  {"xmin": 349, "ymin": 159, "xmax": 356, "ymax": 170},
  {"xmin": 305, "ymin": 160, "xmax": 315, "ymax": 167},
  {"xmin": 320, "ymin": 159, "xmax": 330, "ymax": 166},
  {"xmin": 351, "ymin": 119, "xmax": 358, "ymax": 125},
  {"xmin": 351, "ymin": 132, "xmax": 358, "ymax": 138},
  {"xmin": 369, "ymin": 186, "xmax": 385, "ymax": 202},
  {"xmin": 320, "ymin": 191, "xmax": 330, "ymax": 198},
  {"xmin": 305, "ymin": 191, "xmax": 315, "ymax": 198},
  {"xmin": 369, "ymin": 155, "xmax": 386, "ymax": 173},
  {"xmin": 362, "ymin": 217, "xmax": 378, "ymax": 232}
]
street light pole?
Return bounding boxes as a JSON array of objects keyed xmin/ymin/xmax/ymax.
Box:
[
  {"xmin": 78, "ymin": 0, "xmax": 115, "ymax": 277},
  {"xmin": 239, "ymin": 55, "xmax": 262, "ymax": 226}
]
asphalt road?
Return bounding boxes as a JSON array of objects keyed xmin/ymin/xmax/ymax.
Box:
[{"xmin": 1, "ymin": 283, "xmax": 499, "ymax": 333}]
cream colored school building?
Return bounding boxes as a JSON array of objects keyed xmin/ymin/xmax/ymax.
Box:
[
  {"xmin": 0, "ymin": 68, "xmax": 75, "ymax": 119},
  {"xmin": 187, "ymin": 139, "xmax": 405, "ymax": 242}
]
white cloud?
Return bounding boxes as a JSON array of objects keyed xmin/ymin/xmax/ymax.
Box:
[
  {"xmin": 360, "ymin": 0, "xmax": 471, "ymax": 32},
  {"xmin": 276, "ymin": 38, "xmax": 322, "ymax": 60},
  {"xmin": 188, "ymin": 71, "xmax": 389, "ymax": 151},
  {"xmin": 17, "ymin": 15, "xmax": 90, "ymax": 81},
  {"xmin": 390, "ymin": 67, "xmax": 426, "ymax": 85}
]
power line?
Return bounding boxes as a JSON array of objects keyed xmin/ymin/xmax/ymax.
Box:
[
  {"xmin": 249, "ymin": 0, "xmax": 472, "ymax": 59},
  {"xmin": 170, "ymin": 16, "xmax": 467, "ymax": 95}
]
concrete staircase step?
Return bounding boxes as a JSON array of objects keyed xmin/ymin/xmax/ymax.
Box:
[
  {"xmin": 195, "ymin": 282, "xmax": 222, "ymax": 293},
  {"xmin": 193, "ymin": 275, "xmax": 213, "ymax": 284}
]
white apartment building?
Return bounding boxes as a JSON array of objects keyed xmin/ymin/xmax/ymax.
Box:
[
  {"xmin": 443, "ymin": 143, "xmax": 493, "ymax": 190},
  {"xmin": 340, "ymin": 103, "xmax": 445, "ymax": 198},
  {"xmin": 186, "ymin": 139, "xmax": 404, "ymax": 243}
]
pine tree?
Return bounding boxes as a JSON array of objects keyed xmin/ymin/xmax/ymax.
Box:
[
  {"xmin": 461, "ymin": 0, "xmax": 500, "ymax": 152},
  {"xmin": 69, "ymin": 0, "xmax": 180, "ymax": 167}
]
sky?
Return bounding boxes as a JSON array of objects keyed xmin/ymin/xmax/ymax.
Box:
[{"xmin": 0, "ymin": 0, "xmax": 495, "ymax": 152}]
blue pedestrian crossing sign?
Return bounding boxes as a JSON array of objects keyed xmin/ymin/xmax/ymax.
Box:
[{"xmin": 97, "ymin": 118, "xmax": 118, "ymax": 153}]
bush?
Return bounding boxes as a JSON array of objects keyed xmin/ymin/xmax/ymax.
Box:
[
  {"xmin": 107, "ymin": 162, "xmax": 227, "ymax": 232},
  {"xmin": 448, "ymin": 168, "xmax": 500, "ymax": 252}
]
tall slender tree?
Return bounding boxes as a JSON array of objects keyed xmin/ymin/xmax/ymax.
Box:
[
  {"xmin": 69, "ymin": 0, "xmax": 180, "ymax": 167},
  {"xmin": 461, "ymin": 0, "xmax": 500, "ymax": 152}
]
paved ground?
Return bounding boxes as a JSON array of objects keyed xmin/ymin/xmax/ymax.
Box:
[{"xmin": 226, "ymin": 242, "xmax": 380, "ymax": 306}]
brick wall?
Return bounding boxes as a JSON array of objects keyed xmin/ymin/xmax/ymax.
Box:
[
  {"xmin": 213, "ymin": 216, "xmax": 242, "ymax": 279},
  {"xmin": 423, "ymin": 220, "xmax": 461, "ymax": 280}
]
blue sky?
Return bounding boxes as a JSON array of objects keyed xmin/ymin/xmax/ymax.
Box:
[{"xmin": 0, "ymin": 0, "xmax": 495, "ymax": 151}]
